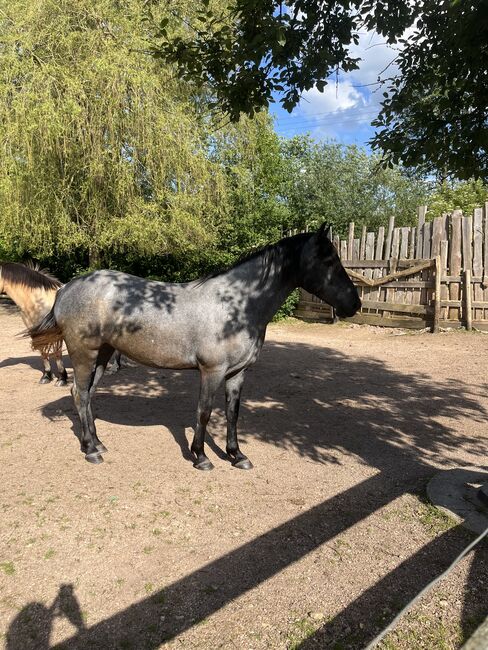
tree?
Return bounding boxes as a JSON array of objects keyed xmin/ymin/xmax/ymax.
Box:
[
  {"xmin": 0, "ymin": 0, "xmax": 228, "ymax": 267},
  {"xmin": 371, "ymin": 1, "xmax": 488, "ymax": 181},
  {"xmin": 280, "ymin": 136, "xmax": 430, "ymax": 236},
  {"xmin": 427, "ymin": 180, "xmax": 488, "ymax": 220},
  {"xmin": 153, "ymin": 1, "xmax": 413, "ymax": 119},
  {"xmin": 153, "ymin": 1, "xmax": 488, "ymax": 180}
]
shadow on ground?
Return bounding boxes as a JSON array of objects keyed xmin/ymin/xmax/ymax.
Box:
[{"xmin": 6, "ymin": 339, "xmax": 488, "ymax": 649}]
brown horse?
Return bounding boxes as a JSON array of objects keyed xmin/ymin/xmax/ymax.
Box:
[{"xmin": 0, "ymin": 262, "xmax": 68, "ymax": 385}]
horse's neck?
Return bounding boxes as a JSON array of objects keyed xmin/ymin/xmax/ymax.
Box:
[
  {"xmin": 226, "ymin": 243, "xmax": 298, "ymax": 322},
  {"xmin": 4, "ymin": 281, "xmax": 56, "ymax": 326}
]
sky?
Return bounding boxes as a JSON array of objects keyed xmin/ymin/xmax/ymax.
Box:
[{"xmin": 270, "ymin": 30, "xmax": 400, "ymax": 149}]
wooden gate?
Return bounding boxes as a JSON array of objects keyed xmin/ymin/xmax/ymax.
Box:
[{"xmin": 295, "ymin": 204, "xmax": 488, "ymax": 331}]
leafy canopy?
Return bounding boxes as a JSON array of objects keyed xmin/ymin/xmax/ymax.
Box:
[{"xmin": 153, "ymin": 0, "xmax": 488, "ymax": 180}]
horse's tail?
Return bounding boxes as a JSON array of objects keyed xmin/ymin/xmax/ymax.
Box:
[{"xmin": 27, "ymin": 306, "xmax": 64, "ymax": 356}]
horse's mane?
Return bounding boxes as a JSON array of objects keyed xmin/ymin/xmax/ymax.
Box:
[
  {"xmin": 199, "ymin": 232, "xmax": 310, "ymax": 284},
  {"xmin": 0, "ymin": 261, "xmax": 62, "ymax": 291}
]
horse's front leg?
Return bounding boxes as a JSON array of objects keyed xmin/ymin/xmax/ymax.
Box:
[
  {"xmin": 39, "ymin": 353, "xmax": 53, "ymax": 384},
  {"xmin": 190, "ymin": 369, "xmax": 224, "ymax": 471},
  {"xmin": 225, "ymin": 370, "xmax": 252, "ymax": 470}
]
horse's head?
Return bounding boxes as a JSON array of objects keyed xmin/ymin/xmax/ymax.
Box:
[{"xmin": 299, "ymin": 223, "xmax": 361, "ymax": 318}]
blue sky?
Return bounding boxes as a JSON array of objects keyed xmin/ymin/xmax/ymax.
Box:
[{"xmin": 269, "ymin": 30, "xmax": 400, "ymax": 148}]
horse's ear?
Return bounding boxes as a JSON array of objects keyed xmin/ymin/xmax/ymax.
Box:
[{"xmin": 318, "ymin": 222, "xmax": 331, "ymax": 240}]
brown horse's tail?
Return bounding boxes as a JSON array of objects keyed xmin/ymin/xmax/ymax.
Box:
[{"xmin": 27, "ymin": 307, "xmax": 64, "ymax": 356}]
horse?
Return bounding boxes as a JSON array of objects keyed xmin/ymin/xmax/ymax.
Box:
[
  {"xmin": 28, "ymin": 224, "xmax": 361, "ymax": 469},
  {"xmin": 0, "ymin": 262, "xmax": 68, "ymax": 385}
]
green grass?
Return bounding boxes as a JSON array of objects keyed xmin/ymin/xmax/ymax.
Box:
[
  {"xmin": 286, "ymin": 616, "xmax": 319, "ymax": 650},
  {"xmin": 0, "ymin": 562, "xmax": 15, "ymax": 575}
]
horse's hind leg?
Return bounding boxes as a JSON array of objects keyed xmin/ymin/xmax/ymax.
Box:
[
  {"xmin": 82, "ymin": 344, "xmax": 115, "ymax": 455},
  {"xmin": 106, "ymin": 350, "xmax": 122, "ymax": 375},
  {"xmin": 39, "ymin": 353, "xmax": 53, "ymax": 384},
  {"xmin": 225, "ymin": 370, "xmax": 252, "ymax": 470},
  {"xmin": 190, "ymin": 369, "xmax": 224, "ymax": 471},
  {"xmin": 70, "ymin": 350, "xmax": 104, "ymax": 464},
  {"xmin": 54, "ymin": 350, "xmax": 68, "ymax": 387}
]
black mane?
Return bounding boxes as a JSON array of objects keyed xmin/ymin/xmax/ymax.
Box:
[{"xmin": 200, "ymin": 232, "xmax": 311, "ymax": 282}]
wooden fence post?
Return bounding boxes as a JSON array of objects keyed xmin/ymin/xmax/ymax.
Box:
[
  {"xmin": 433, "ymin": 256, "xmax": 441, "ymax": 333},
  {"xmin": 465, "ymin": 269, "xmax": 473, "ymax": 331}
]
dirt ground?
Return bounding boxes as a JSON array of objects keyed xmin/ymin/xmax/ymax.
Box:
[{"xmin": 1, "ymin": 302, "xmax": 487, "ymax": 650}]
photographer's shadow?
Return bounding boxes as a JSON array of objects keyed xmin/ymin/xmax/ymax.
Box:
[{"xmin": 6, "ymin": 584, "xmax": 85, "ymax": 650}]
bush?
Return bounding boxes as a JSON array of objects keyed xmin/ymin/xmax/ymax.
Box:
[{"xmin": 272, "ymin": 289, "xmax": 300, "ymax": 321}]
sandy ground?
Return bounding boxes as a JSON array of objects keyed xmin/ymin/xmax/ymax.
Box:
[{"xmin": 0, "ymin": 303, "xmax": 487, "ymax": 650}]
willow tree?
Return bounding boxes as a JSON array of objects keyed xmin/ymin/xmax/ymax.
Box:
[{"xmin": 0, "ymin": 0, "xmax": 228, "ymax": 266}]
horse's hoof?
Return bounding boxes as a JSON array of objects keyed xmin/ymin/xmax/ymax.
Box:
[
  {"xmin": 193, "ymin": 458, "xmax": 214, "ymax": 471},
  {"xmin": 96, "ymin": 443, "xmax": 108, "ymax": 454},
  {"xmin": 85, "ymin": 452, "xmax": 103, "ymax": 464},
  {"xmin": 232, "ymin": 458, "xmax": 253, "ymax": 470},
  {"xmin": 39, "ymin": 375, "xmax": 52, "ymax": 385},
  {"xmin": 55, "ymin": 379, "xmax": 68, "ymax": 387}
]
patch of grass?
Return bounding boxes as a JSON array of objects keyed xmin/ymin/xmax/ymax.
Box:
[
  {"xmin": 0, "ymin": 562, "xmax": 15, "ymax": 576},
  {"xmin": 152, "ymin": 528, "xmax": 161, "ymax": 536},
  {"xmin": 378, "ymin": 614, "xmax": 462, "ymax": 649},
  {"xmin": 415, "ymin": 500, "xmax": 457, "ymax": 535},
  {"xmin": 44, "ymin": 549, "xmax": 55, "ymax": 560},
  {"xmin": 144, "ymin": 582, "xmax": 154, "ymax": 594},
  {"xmin": 286, "ymin": 616, "xmax": 319, "ymax": 650},
  {"xmin": 143, "ymin": 546, "xmax": 153, "ymax": 554}
]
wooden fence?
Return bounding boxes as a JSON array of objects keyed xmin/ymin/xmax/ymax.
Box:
[{"xmin": 295, "ymin": 204, "xmax": 488, "ymax": 331}]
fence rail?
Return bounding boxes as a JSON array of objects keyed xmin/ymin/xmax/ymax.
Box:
[{"xmin": 295, "ymin": 203, "xmax": 488, "ymax": 331}]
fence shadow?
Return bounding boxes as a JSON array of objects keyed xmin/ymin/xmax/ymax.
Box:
[{"xmin": 8, "ymin": 338, "xmax": 488, "ymax": 648}]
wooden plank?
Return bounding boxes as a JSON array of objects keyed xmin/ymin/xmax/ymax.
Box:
[
  {"xmin": 433, "ymin": 255, "xmax": 441, "ymax": 333},
  {"xmin": 384, "ymin": 216, "xmax": 395, "ymax": 259},
  {"xmin": 348, "ymin": 222, "xmax": 355, "ymax": 260},
  {"xmin": 416, "ymin": 205, "xmax": 427, "ymax": 258},
  {"xmin": 345, "ymin": 313, "xmax": 429, "ymax": 329},
  {"xmin": 343, "ymin": 260, "xmax": 389, "ymax": 268},
  {"xmin": 473, "ymin": 207, "xmax": 483, "ymax": 321},
  {"xmin": 422, "ymin": 221, "xmax": 432, "ymax": 259},
  {"xmin": 391, "ymin": 228, "xmax": 400, "ymax": 259},
  {"xmin": 440, "ymin": 240, "xmax": 449, "ymax": 320},
  {"xmin": 379, "ymin": 281, "xmax": 434, "ymax": 289},
  {"xmin": 409, "ymin": 227, "xmax": 416, "ymax": 259},
  {"xmin": 400, "ymin": 227, "xmax": 409, "ymax": 258},
  {"xmin": 359, "ymin": 225, "xmax": 367, "ymax": 260},
  {"xmin": 441, "ymin": 300, "xmax": 488, "ymax": 308},
  {"xmin": 360, "ymin": 300, "xmax": 432, "ymax": 315},
  {"xmin": 353, "ymin": 238, "xmax": 360, "ymax": 261},
  {"xmin": 375, "ymin": 227, "xmax": 385, "ymax": 260},
  {"xmin": 431, "ymin": 217, "xmax": 443, "ymax": 257},
  {"xmin": 462, "ymin": 214, "xmax": 473, "ymax": 272},
  {"xmin": 483, "ymin": 202, "xmax": 488, "ymax": 322},
  {"xmin": 465, "ymin": 268, "xmax": 472, "ymax": 330},
  {"xmin": 365, "ymin": 232, "xmax": 375, "ymax": 260},
  {"xmin": 373, "ymin": 227, "xmax": 385, "ymax": 315},
  {"xmin": 340, "ymin": 240, "xmax": 347, "ymax": 260},
  {"xmin": 333, "ymin": 234, "xmax": 340, "ymax": 252},
  {"xmin": 449, "ymin": 210, "xmax": 462, "ymax": 320}
]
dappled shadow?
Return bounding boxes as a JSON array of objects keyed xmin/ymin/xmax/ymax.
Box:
[
  {"xmin": 15, "ymin": 337, "xmax": 488, "ymax": 648},
  {"xmin": 41, "ymin": 340, "xmax": 488, "ymax": 472}
]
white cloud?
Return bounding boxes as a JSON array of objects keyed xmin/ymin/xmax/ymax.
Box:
[{"xmin": 300, "ymin": 79, "xmax": 366, "ymax": 115}]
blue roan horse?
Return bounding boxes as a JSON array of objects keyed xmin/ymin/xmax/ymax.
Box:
[{"xmin": 29, "ymin": 225, "xmax": 361, "ymax": 469}]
